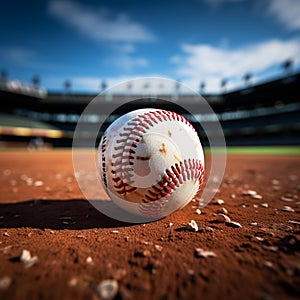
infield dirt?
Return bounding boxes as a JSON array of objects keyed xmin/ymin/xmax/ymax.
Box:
[{"xmin": 0, "ymin": 150, "xmax": 299, "ymax": 300}]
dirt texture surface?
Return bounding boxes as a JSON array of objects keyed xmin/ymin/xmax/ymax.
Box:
[{"xmin": 0, "ymin": 150, "xmax": 299, "ymax": 300}]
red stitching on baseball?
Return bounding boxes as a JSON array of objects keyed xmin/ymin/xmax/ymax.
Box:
[
  {"xmin": 141, "ymin": 159, "xmax": 204, "ymax": 203},
  {"xmin": 138, "ymin": 197, "xmax": 168, "ymax": 219},
  {"xmin": 100, "ymin": 135, "xmax": 108, "ymax": 187},
  {"xmin": 109, "ymin": 110, "xmax": 199, "ymax": 196},
  {"xmin": 138, "ymin": 161, "xmax": 204, "ymax": 219}
]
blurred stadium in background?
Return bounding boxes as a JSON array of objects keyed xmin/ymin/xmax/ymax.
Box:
[{"xmin": 0, "ymin": 70, "xmax": 299, "ymax": 149}]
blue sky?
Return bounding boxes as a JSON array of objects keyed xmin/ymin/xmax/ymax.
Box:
[{"xmin": 0, "ymin": 0, "xmax": 300, "ymax": 93}]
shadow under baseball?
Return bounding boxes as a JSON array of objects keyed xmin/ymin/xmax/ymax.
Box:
[{"xmin": 0, "ymin": 199, "xmax": 141, "ymax": 230}]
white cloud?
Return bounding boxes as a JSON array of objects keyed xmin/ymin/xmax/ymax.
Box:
[
  {"xmin": 268, "ymin": 0, "xmax": 300, "ymax": 31},
  {"xmin": 171, "ymin": 38, "xmax": 300, "ymax": 92},
  {"xmin": 48, "ymin": 0, "xmax": 156, "ymax": 43}
]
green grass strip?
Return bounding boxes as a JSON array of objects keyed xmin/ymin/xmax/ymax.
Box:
[{"xmin": 204, "ymin": 146, "xmax": 300, "ymax": 155}]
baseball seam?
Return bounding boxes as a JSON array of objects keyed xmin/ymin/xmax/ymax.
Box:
[
  {"xmin": 138, "ymin": 160, "xmax": 204, "ymax": 218},
  {"xmin": 110, "ymin": 110, "xmax": 198, "ymax": 195},
  {"xmin": 101, "ymin": 134, "xmax": 108, "ymax": 188}
]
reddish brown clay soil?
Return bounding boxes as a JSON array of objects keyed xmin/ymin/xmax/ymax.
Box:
[{"xmin": 0, "ymin": 150, "xmax": 299, "ymax": 300}]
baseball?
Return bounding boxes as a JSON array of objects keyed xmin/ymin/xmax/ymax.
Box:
[{"xmin": 97, "ymin": 108, "xmax": 205, "ymax": 220}]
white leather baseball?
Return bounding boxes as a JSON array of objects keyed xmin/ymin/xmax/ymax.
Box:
[{"xmin": 97, "ymin": 108, "xmax": 205, "ymax": 219}]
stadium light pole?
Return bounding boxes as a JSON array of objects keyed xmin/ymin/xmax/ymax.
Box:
[
  {"xmin": 100, "ymin": 80, "xmax": 107, "ymax": 92},
  {"xmin": 221, "ymin": 78, "xmax": 227, "ymax": 94},
  {"xmin": 64, "ymin": 79, "xmax": 71, "ymax": 101},
  {"xmin": 200, "ymin": 81, "xmax": 206, "ymax": 94},
  {"xmin": 243, "ymin": 73, "xmax": 252, "ymax": 87},
  {"xmin": 31, "ymin": 75, "xmax": 40, "ymax": 89},
  {"xmin": 282, "ymin": 58, "xmax": 293, "ymax": 75}
]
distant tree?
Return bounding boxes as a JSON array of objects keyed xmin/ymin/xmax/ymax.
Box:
[
  {"xmin": 100, "ymin": 80, "xmax": 107, "ymax": 92},
  {"xmin": 200, "ymin": 81, "xmax": 206, "ymax": 94},
  {"xmin": 221, "ymin": 78, "xmax": 227, "ymax": 93},
  {"xmin": 243, "ymin": 73, "xmax": 252, "ymax": 86},
  {"xmin": 0, "ymin": 69, "xmax": 8, "ymax": 83},
  {"xmin": 282, "ymin": 58, "xmax": 293, "ymax": 75},
  {"xmin": 64, "ymin": 79, "xmax": 71, "ymax": 93},
  {"xmin": 31, "ymin": 75, "xmax": 40, "ymax": 88}
]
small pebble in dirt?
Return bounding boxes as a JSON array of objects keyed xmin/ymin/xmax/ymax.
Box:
[
  {"xmin": 281, "ymin": 196, "xmax": 294, "ymax": 202},
  {"xmin": 194, "ymin": 248, "xmax": 217, "ymax": 258},
  {"xmin": 252, "ymin": 194, "xmax": 263, "ymax": 200},
  {"xmin": 250, "ymin": 222, "xmax": 258, "ymax": 226},
  {"xmin": 282, "ymin": 206, "xmax": 295, "ymax": 212},
  {"xmin": 217, "ymin": 207, "xmax": 228, "ymax": 215},
  {"xmin": 134, "ymin": 249, "xmax": 151, "ymax": 257},
  {"xmin": 154, "ymin": 244, "xmax": 163, "ymax": 252},
  {"xmin": 216, "ymin": 199, "xmax": 225, "ymax": 205},
  {"xmin": 243, "ymin": 190, "xmax": 257, "ymax": 196},
  {"xmin": 76, "ymin": 235, "xmax": 85, "ymax": 239},
  {"xmin": 195, "ymin": 209, "xmax": 201, "ymax": 215},
  {"xmin": 205, "ymin": 226, "xmax": 214, "ymax": 232},
  {"xmin": 68, "ymin": 278, "xmax": 78, "ymax": 287},
  {"xmin": 226, "ymin": 221, "xmax": 242, "ymax": 228},
  {"xmin": 263, "ymin": 245, "xmax": 279, "ymax": 252},
  {"xmin": 86, "ymin": 256, "xmax": 93, "ymax": 264},
  {"xmin": 96, "ymin": 279, "xmax": 119, "ymax": 300},
  {"xmin": 216, "ymin": 213, "xmax": 231, "ymax": 223},
  {"xmin": 20, "ymin": 250, "xmax": 31, "ymax": 262},
  {"xmin": 272, "ymin": 179, "xmax": 280, "ymax": 185},
  {"xmin": 34, "ymin": 180, "xmax": 44, "ymax": 187},
  {"xmin": 184, "ymin": 220, "xmax": 199, "ymax": 232},
  {"xmin": 19, "ymin": 249, "xmax": 38, "ymax": 269},
  {"xmin": 263, "ymin": 261, "xmax": 273, "ymax": 268},
  {"xmin": 260, "ymin": 203, "xmax": 269, "ymax": 208},
  {"xmin": 187, "ymin": 269, "xmax": 195, "ymax": 276},
  {"xmin": 255, "ymin": 236, "xmax": 265, "ymax": 242},
  {"xmin": 0, "ymin": 276, "xmax": 12, "ymax": 290},
  {"xmin": 288, "ymin": 220, "xmax": 300, "ymax": 226},
  {"xmin": 3, "ymin": 232, "xmax": 9, "ymax": 237},
  {"xmin": 111, "ymin": 230, "xmax": 119, "ymax": 234}
]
